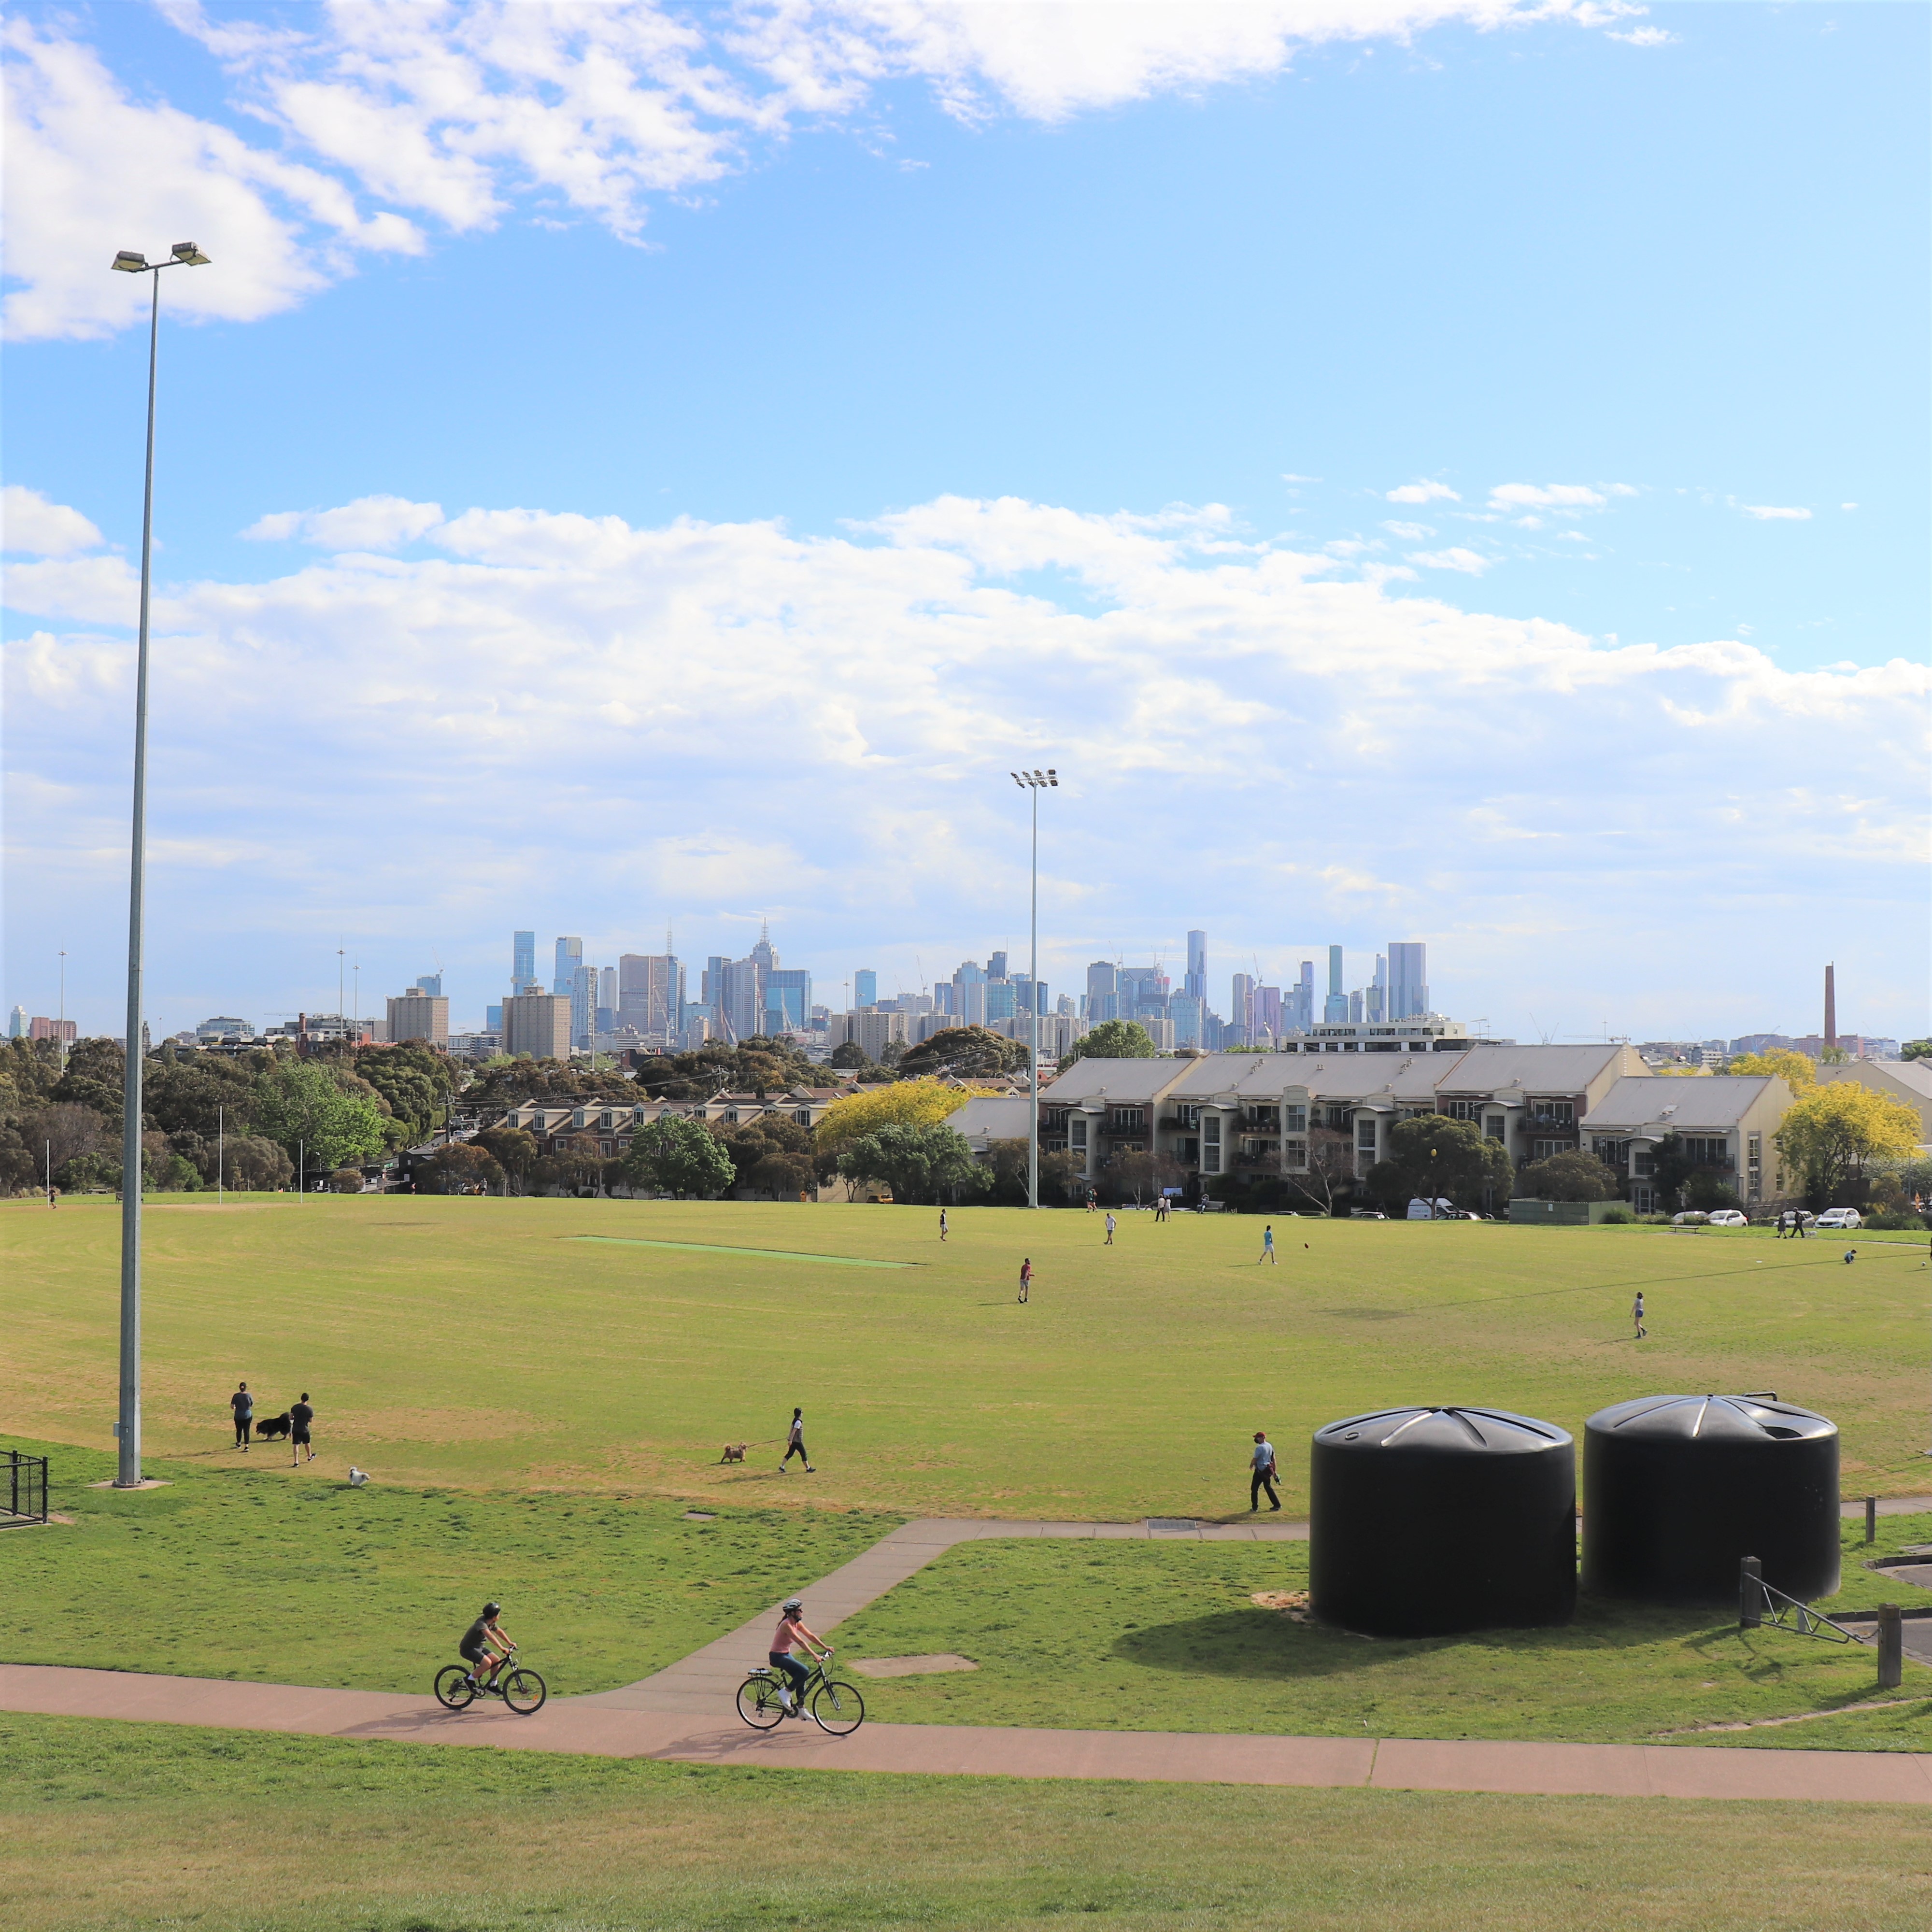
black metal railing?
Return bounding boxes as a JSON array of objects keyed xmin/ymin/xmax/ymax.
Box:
[{"xmin": 2, "ymin": 1451, "xmax": 48, "ymax": 1526}]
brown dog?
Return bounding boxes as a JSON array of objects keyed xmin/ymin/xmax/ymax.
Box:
[{"xmin": 718, "ymin": 1443, "xmax": 748, "ymax": 1464}]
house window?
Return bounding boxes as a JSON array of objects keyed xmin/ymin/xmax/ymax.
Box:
[
  {"xmin": 1356, "ymin": 1118, "xmax": 1378, "ymax": 1157},
  {"xmin": 1111, "ymin": 1106, "xmax": 1145, "ymax": 1130},
  {"xmin": 1531, "ymin": 1139, "xmax": 1570, "ymax": 1161},
  {"xmin": 1443, "ymin": 1099, "xmax": 1480, "ymax": 1122},
  {"xmin": 1282, "ymin": 1104, "xmax": 1307, "ymax": 1133},
  {"xmin": 1632, "ymin": 1150, "xmax": 1654, "ymax": 1178},
  {"xmin": 1071, "ymin": 1119, "xmax": 1088, "ymax": 1151},
  {"xmin": 1747, "ymin": 1133, "xmax": 1762, "ymax": 1195},
  {"xmin": 1282, "ymin": 1138, "xmax": 1308, "ymax": 1171},
  {"xmin": 1203, "ymin": 1115, "xmax": 1221, "ymax": 1174},
  {"xmin": 1248, "ymin": 1105, "xmax": 1280, "ymax": 1131},
  {"xmin": 722, "ymin": 1108, "xmax": 739, "ymax": 1124},
  {"xmin": 599, "ymin": 1141, "xmax": 614, "ymax": 1157},
  {"xmin": 1529, "ymin": 1099, "xmax": 1575, "ymax": 1125},
  {"xmin": 1484, "ymin": 1116, "xmax": 1506, "ymax": 1139},
  {"xmin": 1682, "ymin": 1136, "xmax": 1730, "ymax": 1167},
  {"xmin": 1325, "ymin": 1105, "xmax": 1351, "ymax": 1131},
  {"xmin": 1176, "ymin": 1104, "xmax": 1202, "ymax": 1128},
  {"xmin": 794, "ymin": 1110, "xmax": 811, "ymax": 1126}
]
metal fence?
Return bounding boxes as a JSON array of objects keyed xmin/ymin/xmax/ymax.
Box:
[{"xmin": 2, "ymin": 1450, "xmax": 48, "ymax": 1525}]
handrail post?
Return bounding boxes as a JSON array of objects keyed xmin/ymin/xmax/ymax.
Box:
[
  {"xmin": 1877, "ymin": 1603, "xmax": 1903, "ymax": 1690},
  {"xmin": 1865, "ymin": 1494, "xmax": 1877, "ymax": 1545},
  {"xmin": 1739, "ymin": 1555, "xmax": 1762, "ymax": 1628}
]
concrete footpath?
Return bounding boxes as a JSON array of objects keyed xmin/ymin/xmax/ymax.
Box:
[{"xmin": 6, "ymin": 1504, "xmax": 1930, "ymax": 1805}]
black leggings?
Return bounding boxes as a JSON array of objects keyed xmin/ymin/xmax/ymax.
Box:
[
  {"xmin": 234, "ymin": 1418, "xmax": 252, "ymax": 1445},
  {"xmin": 1251, "ymin": 1467, "xmax": 1280, "ymax": 1509},
  {"xmin": 782, "ymin": 1439, "xmax": 809, "ymax": 1465}
]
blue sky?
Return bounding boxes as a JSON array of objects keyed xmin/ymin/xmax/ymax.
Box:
[{"xmin": 4, "ymin": 2, "xmax": 1927, "ymax": 1043}]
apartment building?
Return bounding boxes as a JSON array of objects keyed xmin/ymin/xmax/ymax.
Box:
[
  {"xmin": 503, "ymin": 991, "xmax": 571, "ymax": 1061},
  {"xmin": 1582, "ymin": 1075, "xmax": 1794, "ymax": 1211},
  {"xmin": 1816, "ymin": 1057, "xmax": 1932, "ymax": 1142},
  {"xmin": 386, "ymin": 988, "xmax": 450, "ymax": 1048}
]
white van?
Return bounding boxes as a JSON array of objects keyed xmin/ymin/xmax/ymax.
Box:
[{"xmin": 1406, "ymin": 1197, "xmax": 1454, "ymax": 1220}]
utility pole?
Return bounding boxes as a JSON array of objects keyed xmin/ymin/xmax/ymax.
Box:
[{"xmin": 1010, "ymin": 768, "xmax": 1059, "ymax": 1208}]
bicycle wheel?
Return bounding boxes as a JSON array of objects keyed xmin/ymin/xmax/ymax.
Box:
[
  {"xmin": 501, "ymin": 1667, "xmax": 547, "ymax": 1715},
  {"xmin": 434, "ymin": 1665, "xmax": 477, "ymax": 1711},
  {"xmin": 810, "ymin": 1678, "xmax": 866, "ymax": 1736},
  {"xmin": 737, "ymin": 1674, "xmax": 785, "ymax": 1730}
]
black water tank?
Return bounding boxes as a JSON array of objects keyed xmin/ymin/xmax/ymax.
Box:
[
  {"xmin": 1582, "ymin": 1394, "xmax": 1840, "ymax": 1605},
  {"xmin": 1310, "ymin": 1406, "xmax": 1577, "ymax": 1637}
]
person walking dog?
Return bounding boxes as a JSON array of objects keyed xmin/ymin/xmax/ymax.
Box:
[
  {"xmin": 781, "ymin": 1407, "xmax": 814, "ymax": 1474},
  {"xmin": 289, "ymin": 1392, "xmax": 315, "ymax": 1465},
  {"xmin": 1250, "ymin": 1432, "xmax": 1281, "ymax": 1512},
  {"xmin": 230, "ymin": 1380, "xmax": 254, "ymax": 1451}
]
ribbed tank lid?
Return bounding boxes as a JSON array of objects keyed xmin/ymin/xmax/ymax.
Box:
[
  {"xmin": 1315, "ymin": 1406, "xmax": 1572, "ymax": 1454},
  {"xmin": 1585, "ymin": 1394, "xmax": 1835, "ymax": 1442}
]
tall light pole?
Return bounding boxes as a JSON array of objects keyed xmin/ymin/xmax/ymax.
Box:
[
  {"xmin": 1010, "ymin": 768, "xmax": 1058, "ymax": 1208},
  {"xmin": 109, "ymin": 241, "xmax": 211, "ymax": 1488}
]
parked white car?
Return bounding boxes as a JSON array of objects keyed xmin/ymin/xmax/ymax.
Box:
[
  {"xmin": 1814, "ymin": 1208, "xmax": 1863, "ymax": 1230},
  {"xmin": 1705, "ymin": 1209, "xmax": 1748, "ymax": 1228}
]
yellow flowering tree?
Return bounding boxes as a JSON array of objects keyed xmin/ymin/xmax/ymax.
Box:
[
  {"xmin": 1729, "ymin": 1049, "xmax": 1817, "ymax": 1091},
  {"xmin": 815, "ymin": 1079, "xmax": 998, "ymax": 1162},
  {"xmin": 1775, "ymin": 1083, "xmax": 1920, "ymax": 1205}
]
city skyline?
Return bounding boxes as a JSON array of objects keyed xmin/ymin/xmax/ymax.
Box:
[{"xmin": 5, "ymin": 5, "xmax": 1925, "ymax": 1044}]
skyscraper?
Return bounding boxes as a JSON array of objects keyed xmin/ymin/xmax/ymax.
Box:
[
  {"xmin": 413, "ymin": 973, "xmax": 442, "ymax": 997},
  {"xmin": 765, "ymin": 968, "xmax": 811, "ymax": 1034},
  {"xmin": 1293, "ymin": 961, "xmax": 1315, "ymax": 1033},
  {"xmin": 620, "ymin": 955, "xmax": 683, "ymax": 1037},
  {"xmin": 988, "ymin": 951, "xmax": 1009, "ymax": 981},
  {"xmin": 1231, "ymin": 973, "xmax": 1255, "ymax": 1042},
  {"xmin": 1085, "ymin": 961, "xmax": 1118, "ymax": 1023},
  {"xmin": 513, "ymin": 931, "xmax": 536, "ymax": 993},
  {"xmin": 554, "ymin": 936, "xmax": 582, "ymax": 995},
  {"xmin": 854, "ymin": 968, "xmax": 877, "ymax": 1009},
  {"xmin": 1387, "ymin": 942, "xmax": 1428, "ymax": 1021},
  {"xmin": 571, "ymin": 964, "xmax": 596, "ymax": 1047},
  {"xmin": 1323, "ymin": 945, "xmax": 1348, "ymax": 1023},
  {"xmin": 1185, "ymin": 931, "xmax": 1207, "ymax": 1000}
]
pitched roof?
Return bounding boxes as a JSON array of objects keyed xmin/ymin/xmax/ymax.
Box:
[
  {"xmin": 1435, "ymin": 1045, "xmax": 1633, "ymax": 1092},
  {"xmin": 1580, "ymin": 1076, "xmax": 1782, "ymax": 1133},
  {"xmin": 1040, "ymin": 1057, "xmax": 1190, "ymax": 1105}
]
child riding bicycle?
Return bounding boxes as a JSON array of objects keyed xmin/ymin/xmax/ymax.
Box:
[{"xmin": 459, "ymin": 1602, "xmax": 513, "ymax": 1691}]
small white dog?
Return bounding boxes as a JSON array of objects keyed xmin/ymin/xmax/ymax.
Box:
[{"xmin": 348, "ymin": 1466, "xmax": 370, "ymax": 1487}]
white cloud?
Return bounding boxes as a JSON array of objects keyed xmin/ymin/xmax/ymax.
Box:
[
  {"xmin": 1, "ymin": 485, "xmax": 104, "ymax": 556},
  {"xmin": 1742, "ymin": 504, "xmax": 1812, "ymax": 521},
  {"xmin": 242, "ymin": 496, "xmax": 445, "ymax": 549},
  {"xmin": 1386, "ymin": 481, "xmax": 1461, "ymax": 504},
  {"xmin": 1841, "ymin": 503, "xmax": 1859, "ymax": 511},
  {"xmin": 1488, "ymin": 482, "xmax": 1610, "ymax": 511},
  {"xmin": 1381, "ymin": 521, "xmax": 1435, "ymax": 540},
  {"xmin": 1608, "ymin": 27, "xmax": 1677, "ymax": 47},
  {"xmin": 1406, "ymin": 546, "xmax": 1493, "ymax": 574},
  {"xmin": 8, "ymin": 3, "xmax": 1637, "ymax": 340}
]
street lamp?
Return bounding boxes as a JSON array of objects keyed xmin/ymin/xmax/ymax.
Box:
[
  {"xmin": 1010, "ymin": 768, "xmax": 1059, "ymax": 1208},
  {"xmin": 109, "ymin": 240, "xmax": 211, "ymax": 1489}
]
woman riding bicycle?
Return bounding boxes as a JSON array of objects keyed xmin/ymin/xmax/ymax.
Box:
[{"xmin": 770, "ymin": 1597, "xmax": 829, "ymax": 1717}]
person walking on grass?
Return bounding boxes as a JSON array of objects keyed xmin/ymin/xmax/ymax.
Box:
[
  {"xmin": 939, "ymin": 1208, "xmax": 948, "ymax": 1243},
  {"xmin": 1259, "ymin": 1223, "xmax": 1276, "ymax": 1265},
  {"xmin": 1104, "ymin": 1210, "xmax": 1116, "ymax": 1246},
  {"xmin": 1250, "ymin": 1432, "xmax": 1281, "ymax": 1512},
  {"xmin": 289, "ymin": 1392, "xmax": 315, "ymax": 1465},
  {"xmin": 1018, "ymin": 1257, "xmax": 1033, "ymax": 1303},
  {"xmin": 230, "ymin": 1380, "xmax": 254, "ymax": 1452},
  {"xmin": 781, "ymin": 1407, "xmax": 814, "ymax": 1474},
  {"xmin": 1632, "ymin": 1291, "xmax": 1647, "ymax": 1340}
]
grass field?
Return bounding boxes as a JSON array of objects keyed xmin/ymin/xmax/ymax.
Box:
[
  {"xmin": 7, "ymin": 1711, "xmax": 1932, "ymax": 1932},
  {"xmin": 6, "ymin": 1196, "xmax": 1929, "ymax": 1518},
  {"xmin": 832, "ymin": 1519, "xmax": 1932, "ymax": 1747}
]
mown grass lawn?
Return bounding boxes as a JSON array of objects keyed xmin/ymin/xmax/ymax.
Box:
[
  {"xmin": 833, "ymin": 1517, "xmax": 1932, "ymax": 1749},
  {"xmin": 4, "ymin": 1195, "xmax": 1928, "ymax": 1517},
  {"xmin": 6, "ymin": 1710, "xmax": 1931, "ymax": 1932}
]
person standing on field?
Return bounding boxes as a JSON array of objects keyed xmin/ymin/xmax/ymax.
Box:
[
  {"xmin": 1018, "ymin": 1257, "xmax": 1032, "ymax": 1303},
  {"xmin": 1631, "ymin": 1291, "xmax": 1647, "ymax": 1340},
  {"xmin": 1259, "ymin": 1224, "xmax": 1277, "ymax": 1264},
  {"xmin": 289, "ymin": 1392, "xmax": 315, "ymax": 1465},
  {"xmin": 781, "ymin": 1407, "xmax": 814, "ymax": 1473},
  {"xmin": 938, "ymin": 1208, "xmax": 948, "ymax": 1243},
  {"xmin": 1250, "ymin": 1432, "xmax": 1281, "ymax": 1512},
  {"xmin": 230, "ymin": 1381, "xmax": 254, "ymax": 1451},
  {"xmin": 1104, "ymin": 1211, "xmax": 1116, "ymax": 1246}
]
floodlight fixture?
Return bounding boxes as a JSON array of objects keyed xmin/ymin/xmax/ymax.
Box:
[{"xmin": 113, "ymin": 251, "xmax": 149, "ymax": 272}]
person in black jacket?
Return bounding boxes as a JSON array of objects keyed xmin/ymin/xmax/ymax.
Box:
[
  {"xmin": 230, "ymin": 1381, "xmax": 254, "ymax": 1451},
  {"xmin": 289, "ymin": 1392, "xmax": 315, "ymax": 1465}
]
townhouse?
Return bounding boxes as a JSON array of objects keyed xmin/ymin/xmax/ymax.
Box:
[
  {"xmin": 1816, "ymin": 1057, "xmax": 1932, "ymax": 1144},
  {"xmin": 1580, "ymin": 1075, "xmax": 1794, "ymax": 1213},
  {"xmin": 491, "ymin": 1086, "xmax": 853, "ymax": 1160}
]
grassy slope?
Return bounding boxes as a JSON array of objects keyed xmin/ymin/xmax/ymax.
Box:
[
  {"xmin": 832, "ymin": 1517, "xmax": 1932, "ymax": 1748},
  {"xmin": 6, "ymin": 1713, "xmax": 1931, "ymax": 1932},
  {"xmin": 4, "ymin": 1197, "xmax": 1928, "ymax": 1517},
  {"xmin": 0, "ymin": 1435, "xmax": 891, "ymax": 1696}
]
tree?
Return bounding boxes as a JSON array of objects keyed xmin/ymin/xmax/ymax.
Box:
[
  {"xmin": 1058, "ymin": 1021, "xmax": 1155, "ymax": 1067},
  {"xmin": 816, "ymin": 1079, "xmax": 991, "ymax": 1164},
  {"xmin": 837, "ymin": 1122, "xmax": 987, "ymax": 1206},
  {"xmin": 1728, "ymin": 1049, "xmax": 1816, "ymax": 1092},
  {"xmin": 1373, "ymin": 1116, "xmax": 1514, "ymax": 1213},
  {"xmin": 896, "ymin": 1026, "xmax": 1029, "ymax": 1081},
  {"xmin": 715, "ymin": 1115, "xmax": 815, "ymax": 1197},
  {"xmin": 621, "ymin": 1117, "xmax": 735, "ymax": 1199},
  {"xmin": 1295, "ymin": 1126, "xmax": 1361, "ymax": 1215},
  {"xmin": 1519, "ymin": 1151, "xmax": 1622, "ymax": 1202},
  {"xmin": 465, "ymin": 1059, "xmax": 614, "ymax": 1111},
  {"xmin": 1106, "ymin": 1148, "xmax": 1189, "ymax": 1207},
  {"xmin": 353, "ymin": 1043, "xmax": 453, "ymax": 1139},
  {"xmin": 1776, "ymin": 1084, "xmax": 1921, "ymax": 1206},
  {"xmin": 415, "ymin": 1142, "xmax": 502, "ymax": 1194},
  {"xmin": 252, "ymin": 1062, "xmax": 389, "ymax": 1171},
  {"xmin": 828, "ymin": 1041, "xmax": 880, "ymax": 1073},
  {"xmin": 224, "ymin": 1134, "xmax": 292, "ymax": 1191},
  {"xmin": 329, "ymin": 1165, "xmax": 365, "ymax": 1194},
  {"xmin": 473, "ymin": 1125, "xmax": 539, "ymax": 1192},
  {"xmin": 1903, "ymin": 1040, "xmax": 1932, "ymax": 1063},
  {"xmin": 629, "ymin": 1037, "xmax": 824, "ymax": 1104}
]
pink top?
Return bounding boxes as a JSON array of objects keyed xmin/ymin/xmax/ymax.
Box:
[{"xmin": 773, "ymin": 1612, "xmax": 807, "ymax": 1653}]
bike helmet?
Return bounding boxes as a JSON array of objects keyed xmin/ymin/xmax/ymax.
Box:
[
  {"xmin": 782, "ymin": 1597, "xmax": 804, "ymax": 1612},
  {"xmin": 483, "ymin": 1602, "xmax": 502, "ymax": 1618}
]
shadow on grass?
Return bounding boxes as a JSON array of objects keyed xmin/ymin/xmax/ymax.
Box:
[{"xmin": 1112, "ymin": 1602, "xmax": 1740, "ymax": 1680}]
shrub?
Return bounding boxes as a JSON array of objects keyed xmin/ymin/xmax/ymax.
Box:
[
  {"xmin": 1597, "ymin": 1205, "xmax": 1636, "ymax": 1224},
  {"xmin": 329, "ymin": 1166, "xmax": 364, "ymax": 1193}
]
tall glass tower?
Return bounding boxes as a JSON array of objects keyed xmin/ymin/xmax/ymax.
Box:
[{"xmin": 512, "ymin": 930, "xmax": 536, "ymax": 992}]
